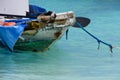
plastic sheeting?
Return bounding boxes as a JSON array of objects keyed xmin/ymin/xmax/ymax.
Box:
[{"xmin": 0, "ymin": 22, "xmax": 26, "ymax": 52}]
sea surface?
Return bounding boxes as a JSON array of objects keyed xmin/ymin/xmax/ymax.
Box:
[{"xmin": 1, "ymin": 0, "xmax": 120, "ymax": 80}]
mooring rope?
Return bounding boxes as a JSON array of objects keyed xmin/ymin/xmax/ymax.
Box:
[{"xmin": 76, "ymin": 22, "xmax": 120, "ymax": 53}]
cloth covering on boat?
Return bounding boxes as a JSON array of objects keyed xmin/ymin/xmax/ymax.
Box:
[
  {"xmin": 0, "ymin": 19, "xmax": 30, "ymax": 51},
  {"xmin": 26, "ymin": 5, "xmax": 47, "ymax": 18}
]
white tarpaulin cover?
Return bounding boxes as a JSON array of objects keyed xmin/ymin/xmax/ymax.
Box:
[{"xmin": 0, "ymin": 0, "xmax": 29, "ymax": 16}]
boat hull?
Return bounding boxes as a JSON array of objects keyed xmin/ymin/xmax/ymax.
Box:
[
  {"xmin": 14, "ymin": 11, "xmax": 76, "ymax": 52},
  {"xmin": 14, "ymin": 27, "xmax": 69, "ymax": 52}
]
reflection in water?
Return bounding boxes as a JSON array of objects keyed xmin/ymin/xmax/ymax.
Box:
[{"xmin": 0, "ymin": 45, "xmax": 66, "ymax": 78}]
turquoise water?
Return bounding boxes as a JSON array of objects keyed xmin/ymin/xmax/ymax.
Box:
[{"xmin": 1, "ymin": 0, "xmax": 120, "ymax": 80}]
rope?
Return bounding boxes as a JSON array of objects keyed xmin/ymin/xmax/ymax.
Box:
[{"xmin": 76, "ymin": 21, "xmax": 120, "ymax": 53}]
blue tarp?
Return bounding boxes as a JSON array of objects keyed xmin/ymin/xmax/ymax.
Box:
[
  {"xmin": 1, "ymin": 18, "xmax": 35, "ymax": 52},
  {"xmin": 0, "ymin": 23, "xmax": 26, "ymax": 51}
]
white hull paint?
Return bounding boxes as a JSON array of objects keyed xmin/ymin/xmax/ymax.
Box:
[{"xmin": 32, "ymin": 26, "xmax": 69, "ymax": 40}]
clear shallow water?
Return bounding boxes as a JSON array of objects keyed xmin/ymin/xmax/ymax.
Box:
[{"xmin": 1, "ymin": 0, "xmax": 120, "ymax": 80}]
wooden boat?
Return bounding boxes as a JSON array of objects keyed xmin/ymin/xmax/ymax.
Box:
[
  {"xmin": 0, "ymin": 0, "xmax": 90, "ymax": 52},
  {"xmin": 14, "ymin": 11, "xmax": 76, "ymax": 52}
]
